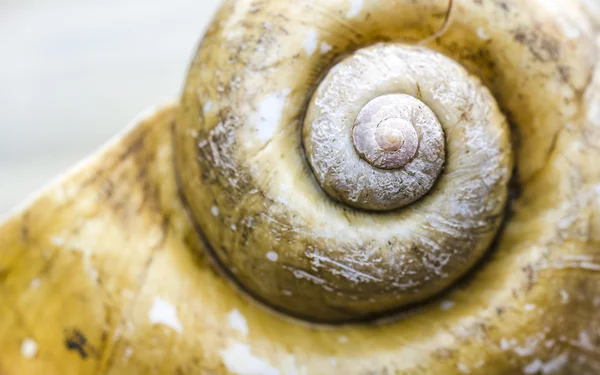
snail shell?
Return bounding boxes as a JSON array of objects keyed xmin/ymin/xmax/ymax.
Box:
[
  {"xmin": 176, "ymin": 0, "xmax": 598, "ymax": 327},
  {"xmin": 1, "ymin": 0, "xmax": 600, "ymax": 374},
  {"xmin": 177, "ymin": 38, "xmax": 512, "ymax": 322}
]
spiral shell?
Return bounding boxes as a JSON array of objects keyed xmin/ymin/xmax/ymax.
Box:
[
  {"xmin": 0, "ymin": 0, "xmax": 599, "ymax": 374},
  {"xmin": 302, "ymin": 44, "xmax": 507, "ymax": 211},
  {"xmin": 176, "ymin": 0, "xmax": 598, "ymax": 331},
  {"xmin": 162, "ymin": 0, "xmax": 598, "ymax": 372}
]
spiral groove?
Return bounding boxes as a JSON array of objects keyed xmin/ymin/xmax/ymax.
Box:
[
  {"xmin": 303, "ymin": 45, "xmax": 511, "ymax": 212},
  {"xmin": 176, "ymin": 0, "xmax": 597, "ymax": 338},
  {"xmin": 352, "ymin": 95, "xmax": 422, "ymax": 169}
]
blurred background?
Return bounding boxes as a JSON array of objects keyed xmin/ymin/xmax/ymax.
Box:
[{"xmin": 0, "ymin": 0, "xmax": 221, "ymax": 214}]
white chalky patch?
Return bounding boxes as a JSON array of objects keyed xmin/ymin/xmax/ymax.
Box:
[
  {"xmin": 304, "ymin": 30, "xmax": 319, "ymax": 56},
  {"xmin": 148, "ymin": 298, "xmax": 183, "ymax": 333},
  {"xmin": 514, "ymin": 338, "xmax": 539, "ymax": 356},
  {"xmin": 228, "ymin": 309, "xmax": 249, "ymax": 336},
  {"xmin": 88, "ymin": 268, "xmax": 99, "ymax": 282},
  {"xmin": 525, "ymin": 353, "xmax": 569, "ymax": 374},
  {"xmin": 50, "ymin": 236, "xmax": 65, "ymax": 246},
  {"xmin": 580, "ymin": 261, "xmax": 600, "ymax": 271},
  {"xmin": 337, "ymin": 335, "xmax": 348, "ymax": 343},
  {"xmin": 255, "ymin": 89, "xmax": 291, "ymax": 144},
  {"xmin": 499, "ymin": 338, "xmax": 512, "ymax": 350},
  {"xmin": 346, "ymin": 0, "xmax": 363, "ymax": 18},
  {"xmin": 62, "ymin": 241, "xmax": 98, "ymax": 282},
  {"xmin": 540, "ymin": 0, "xmax": 589, "ymax": 41},
  {"xmin": 578, "ymin": 331, "xmax": 594, "ymax": 350},
  {"xmin": 560, "ymin": 290, "xmax": 569, "ymax": 303},
  {"xmin": 266, "ymin": 251, "xmax": 279, "ymax": 262},
  {"xmin": 222, "ymin": 1, "xmax": 256, "ymax": 37},
  {"xmin": 21, "ymin": 338, "xmax": 38, "ymax": 359},
  {"xmin": 542, "ymin": 353, "xmax": 568, "ymax": 373},
  {"xmin": 220, "ymin": 342, "xmax": 280, "ymax": 375},
  {"xmin": 320, "ymin": 42, "xmax": 333, "ymax": 54},
  {"xmin": 524, "ymin": 304, "xmax": 536, "ymax": 311},
  {"xmin": 457, "ymin": 363, "xmax": 469, "ymax": 373},
  {"xmin": 204, "ymin": 101, "xmax": 213, "ymax": 114},
  {"xmin": 476, "ymin": 27, "xmax": 490, "ymax": 40},
  {"xmin": 124, "ymin": 346, "xmax": 133, "ymax": 359},
  {"xmin": 30, "ymin": 278, "xmax": 41, "ymax": 289},
  {"xmin": 440, "ymin": 300, "xmax": 455, "ymax": 310},
  {"xmin": 112, "ymin": 322, "xmax": 124, "ymax": 341},
  {"xmin": 211, "ymin": 205, "xmax": 219, "ymax": 217},
  {"xmin": 524, "ymin": 359, "xmax": 543, "ymax": 374}
]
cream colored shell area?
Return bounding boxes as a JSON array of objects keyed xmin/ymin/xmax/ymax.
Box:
[
  {"xmin": 299, "ymin": 44, "xmax": 512, "ymax": 317},
  {"xmin": 177, "ymin": 0, "xmax": 458, "ymax": 321},
  {"xmin": 0, "ymin": 1, "xmax": 599, "ymax": 374},
  {"xmin": 2, "ymin": 95, "xmax": 598, "ymax": 374},
  {"xmin": 302, "ymin": 45, "xmax": 504, "ymax": 212},
  {"xmin": 176, "ymin": 0, "xmax": 597, "ymax": 323}
]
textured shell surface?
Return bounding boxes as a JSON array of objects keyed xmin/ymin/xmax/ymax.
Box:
[{"xmin": 1, "ymin": 0, "xmax": 600, "ymax": 374}]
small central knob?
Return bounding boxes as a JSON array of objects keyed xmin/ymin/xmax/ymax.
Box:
[
  {"xmin": 376, "ymin": 119, "xmax": 408, "ymax": 151},
  {"xmin": 352, "ymin": 95, "xmax": 421, "ymax": 170}
]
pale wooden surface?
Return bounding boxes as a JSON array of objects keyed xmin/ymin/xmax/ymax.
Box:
[{"xmin": 0, "ymin": 0, "xmax": 221, "ymax": 214}]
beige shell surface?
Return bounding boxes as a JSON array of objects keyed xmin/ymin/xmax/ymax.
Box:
[
  {"xmin": 175, "ymin": 0, "xmax": 596, "ymax": 323},
  {"xmin": 1, "ymin": 0, "xmax": 600, "ymax": 374},
  {"xmin": 303, "ymin": 48, "xmax": 451, "ymax": 210},
  {"xmin": 176, "ymin": 0, "xmax": 515, "ymax": 322},
  {"xmin": 0, "ymin": 94, "xmax": 597, "ymax": 374}
]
